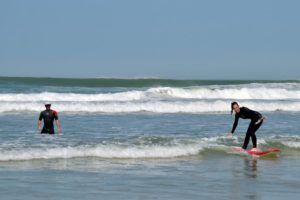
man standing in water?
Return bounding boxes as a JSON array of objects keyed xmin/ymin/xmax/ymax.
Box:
[{"xmin": 38, "ymin": 103, "xmax": 61, "ymax": 134}]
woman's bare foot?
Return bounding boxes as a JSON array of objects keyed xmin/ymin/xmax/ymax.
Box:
[{"xmin": 250, "ymin": 148, "xmax": 258, "ymax": 152}]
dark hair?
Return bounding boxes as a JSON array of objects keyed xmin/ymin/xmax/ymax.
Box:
[{"xmin": 231, "ymin": 101, "xmax": 239, "ymax": 115}]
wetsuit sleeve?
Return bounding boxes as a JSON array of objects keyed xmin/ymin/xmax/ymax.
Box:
[
  {"xmin": 53, "ymin": 111, "xmax": 58, "ymax": 120},
  {"xmin": 39, "ymin": 112, "xmax": 43, "ymax": 120},
  {"xmin": 231, "ymin": 115, "xmax": 239, "ymax": 134}
]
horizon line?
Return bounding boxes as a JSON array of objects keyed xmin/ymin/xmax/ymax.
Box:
[{"xmin": 0, "ymin": 76, "xmax": 299, "ymax": 82}]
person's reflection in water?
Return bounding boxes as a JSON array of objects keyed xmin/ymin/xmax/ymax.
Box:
[
  {"xmin": 230, "ymin": 158, "xmax": 259, "ymax": 200},
  {"xmin": 244, "ymin": 158, "xmax": 258, "ymax": 178}
]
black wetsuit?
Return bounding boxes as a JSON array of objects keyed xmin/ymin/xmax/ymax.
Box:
[
  {"xmin": 231, "ymin": 107, "xmax": 263, "ymax": 149},
  {"xmin": 39, "ymin": 109, "xmax": 58, "ymax": 134}
]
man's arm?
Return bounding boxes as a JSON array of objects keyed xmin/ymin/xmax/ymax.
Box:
[
  {"xmin": 38, "ymin": 112, "xmax": 43, "ymax": 131},
  {"xmin": 37, "ymin": 120, "xmax": 42, "ymax": 131},
  {"xmin": 55, "ymin": 119, "xmax": 62, "ymax": 134},
  {"xmin": 53, "ymin": 111, "xmax": 61, "ymax": 134}
]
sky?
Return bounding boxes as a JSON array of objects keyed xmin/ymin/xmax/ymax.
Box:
[{"xmin": 0, "ymin": 0, "xmax": 299, "ymax": 79}]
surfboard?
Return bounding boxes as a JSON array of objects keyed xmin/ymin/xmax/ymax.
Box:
[
  {"xmin": 230, "ymin": 147, "xmax": 281, "ymax": 157},
  {"xmin": 246, "ymin": 148, "xmax": 281, "ymax": 156}
]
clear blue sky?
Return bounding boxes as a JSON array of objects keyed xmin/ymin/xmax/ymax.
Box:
[{"xmin": 0, "ymin": 0, "xmax": 299, "ymax": 79}]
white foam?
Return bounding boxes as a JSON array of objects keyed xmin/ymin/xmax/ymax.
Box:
[
  {"xmin": 1, "ymin": 135, "xmax": 300, "ymax": 161},
  {"xmin": 259, "ymin": 135, "xmax": 300, "ymax": 149},
  {"xmin": 0, "ymin": 91, "xmax": 145, "ymax": 102},
  {"xmin": 0, "ymin": 143, "xmax": 204, "ymax": 161},
  {"xmin": 281, "ymin": 141, "xmax": 300, "ymax": 148},
  {"xmin": 0, "ymin": 84, "xmax": 299, "ymax": 113},
  {"xmin": 0, "ymin": 100, "xmax": 299, "ymax": 113},
  {"xmin": 148, "ymin": 87, "xmax": 300, "ymax": 100},
  {"xmin": 0, "ymin": 85, "xmax": 299, "ymax": 103}
]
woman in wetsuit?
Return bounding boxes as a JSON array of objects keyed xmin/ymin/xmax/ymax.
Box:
[{"xmin": 228, "ymin": 102, "xmax": 265, "ymax": 152}]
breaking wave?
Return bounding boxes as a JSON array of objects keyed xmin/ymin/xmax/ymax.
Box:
[
  {"xmin": 0, "ymin": 135, "xmax": 299, "ymax": 161},
  {"xmin": 0, "ymin": 83, "xmax": 299, "ymax": 113}
]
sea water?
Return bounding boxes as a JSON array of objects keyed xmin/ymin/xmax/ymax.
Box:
[{"xmin": 0, "ymin": 78, "xmax": 299, "ymax": 200}]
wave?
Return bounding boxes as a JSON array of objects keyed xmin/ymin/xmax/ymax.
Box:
[
  {"xmin": 1, "ymin": 77, "xmax": 299, "ymax": 88},
  {"xmin": 0, "ymin": 91, "xmax": 145, "ymax": 102},
  {"xmin": 0, "ymin": 135, "xmax": 299, "ymax": 161},
  {"xmin": 1, "ymin": 83, "xmax": 299, "ymax": 113},
  {"xmin": 148, "ymin": 86, "xmax": 300, "ymax": 100},
  {"xmin": 0, "ymin": 100, "xmax": 299, "ymax": 113},
  {"xmin": 0, "ymin": 86, "xmax": 300, "ymax": 102},
  {"xmin": 0, "ymin": 142, "xmax": 207, "ymax": 161}
]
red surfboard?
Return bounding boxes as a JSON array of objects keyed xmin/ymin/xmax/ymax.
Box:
[
  {"xmin": 231, "ymin": 147, "xmax": 281, "ymax": 156},
  {"xmin": 246, "ymin": 148, "xmax": 281, "ymax": 155}
]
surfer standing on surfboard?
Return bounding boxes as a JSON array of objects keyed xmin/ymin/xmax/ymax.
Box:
[
  {"xmin": 227, "ymin": 102, "xmax": 265, "ymax": 152},
  {"xmin": 38, "ymin": 103, "xmax": 61, "ymax": 134}
]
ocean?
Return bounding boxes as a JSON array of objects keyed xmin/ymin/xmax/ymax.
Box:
[{"xmin": 0, "ymin": 77, "xmax": 299, "ymax": 200}]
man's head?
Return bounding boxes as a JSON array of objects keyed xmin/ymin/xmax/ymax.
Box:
[{"xmin": 45, "ymin": 103, "xmax": 51, "ymax": 110}]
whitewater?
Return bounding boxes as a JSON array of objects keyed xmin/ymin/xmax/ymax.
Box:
[
  {"xmin": 0, "ymin": 82, "xmax": 300, "ymax": 113},
  {"xmin": 1, "ymin": 78, "xmax": 300, "ymax": 200}
]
